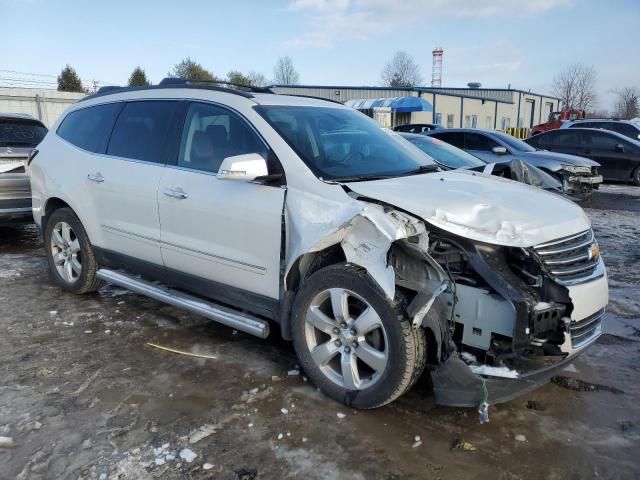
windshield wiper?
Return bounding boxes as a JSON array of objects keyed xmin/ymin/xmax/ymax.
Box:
[
  {"xmin": 330, "ymin": 174, "xmax": 396, "ymax": 183},
  {"xmin": 402, "ymin": 164, "xmax": 441, "ymax": 176}
]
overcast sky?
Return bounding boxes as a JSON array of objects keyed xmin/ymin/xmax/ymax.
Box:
[{"xmin": 2, "ymin": 0, "xmax": 639, "ymax": 110}]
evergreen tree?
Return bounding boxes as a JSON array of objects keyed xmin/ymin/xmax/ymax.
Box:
[
  {"xmin": 128, "ymin": 67, "xmax": 150, "ymax": 87},
  {"xmin": 57, "ymin": 65, "xmax": 84, "ymax": 92}
]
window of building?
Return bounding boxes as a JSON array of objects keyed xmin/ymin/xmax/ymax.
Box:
[
  {"xmin": 178, "ymin": 102, "xmax": 267, "ymax": 173},
  {"xmin": 107, "ymin": 101, "xmax": 179, "ymax": 163},
  {"xmin": 57, "ymin": 103, "xmax": 123, "ymax": 154},
  {"xmin": 464, "ymin": 115, "xmax": 471, "ymax": 128},
  {"xmin": 501, "ymin": 117, "xmax": 511, "ymax": 130},
  {"xmin": 485, "ymin": 116, "xmax": 492, "ymax": 129},
  {"xmin": 446, "ymin": 114, "xmax": 454, "ymax": 128},
  {"xmin": 434, "ymin": 113, "xmax": 442, "ymax": 125},
  {"xmin": 471, "ymin": 115, "xmax": 478, "ymax": 128}
]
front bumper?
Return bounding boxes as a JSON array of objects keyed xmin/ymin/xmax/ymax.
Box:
[{"xmin": 564, "ymin": 174, "xmax": 603, "ymax": 194}]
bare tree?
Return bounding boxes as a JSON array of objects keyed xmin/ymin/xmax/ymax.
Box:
[
  {"xmin": 273, "ymin": 57, "xmax": 300, "ymax": 85},
  {"xmin": 381, "ymin": 51, "xmax": 423, "ymax": 87},
  {"xmin": 612, "ymin": 86, "xmax": 640, "ymax": 119},
  {"xmin": 552, "ymin": 63, "xmax": 597, "ymax": 111},
  {"xmin": 247, "ymin": 71, "xmax": 268, "ymax": 87}
]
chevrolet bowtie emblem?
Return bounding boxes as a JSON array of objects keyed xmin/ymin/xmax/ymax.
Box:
[{"xmin": 588, "ymin": 243, "xmax": 600, "ymax": 260}]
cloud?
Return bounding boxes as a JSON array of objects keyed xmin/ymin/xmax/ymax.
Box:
[{"xmin": 284, "ymin": 0, "xmax": 574, "ymax": 48}]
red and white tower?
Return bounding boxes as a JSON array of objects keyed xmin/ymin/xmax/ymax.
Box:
[{"xmin": 431, "ymin": 47, "xmax": 444, "ymax": 87}]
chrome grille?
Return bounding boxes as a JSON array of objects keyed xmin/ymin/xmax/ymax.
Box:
[
  {"xmin": 532, "ymin": 229, "xmax": 601, "ymax": 285},
  {"xmin": 570, "ymin": 308, "xmax": 604, "ymax": 348}
]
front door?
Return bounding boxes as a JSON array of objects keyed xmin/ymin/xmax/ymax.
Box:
[
  {"xmin": 580, "ymin": 131, "xmax": 633, "ymax": 180},
  {"xmin": 158, "ymin": 101, "xmax": 285, "ymax": 300}
]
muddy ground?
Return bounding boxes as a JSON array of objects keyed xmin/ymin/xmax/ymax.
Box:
[{"xmin": 1, "ymin": 184, "xmax": 639, "ymax": 480}]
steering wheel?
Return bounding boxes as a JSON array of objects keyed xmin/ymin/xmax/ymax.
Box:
[{"xmin": 336, "ymin": 149, "xmax": 364, "ymax": 165}]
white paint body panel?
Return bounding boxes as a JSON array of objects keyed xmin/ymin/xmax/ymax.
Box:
[
  {"xmin": 158, "ymin": 167, "xmax": 285, "ymax": 299},
  {"xmin": 566, "ymin": 266, "xmax": 609, "ymax": 321},
  {"xmin": 347, "ymin": 169, "xmax": 591, "ymax": 248}
]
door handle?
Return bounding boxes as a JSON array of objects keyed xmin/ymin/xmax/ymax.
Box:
[
  {"xmin": 87, "ymin": 172, "xmax": 105, "ymax": 183},
  {"xmin": 162, "ymin": 188, "xmax": 188, "ymax": 199}
]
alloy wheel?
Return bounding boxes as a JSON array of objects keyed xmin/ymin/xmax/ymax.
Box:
[
  {"xmin": 304, "ymin": 288, "xmax": 389, "ymax": 390},
  {"xmin": 50, "ymin": 221, "xmax": 82, "ymax": 283}
]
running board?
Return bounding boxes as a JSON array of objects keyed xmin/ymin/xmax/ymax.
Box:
[{"xmin": 96, "ymin": 269, "xmax": 270, "ymax": 338}]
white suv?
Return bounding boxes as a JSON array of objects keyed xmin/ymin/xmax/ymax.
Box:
[{"xmin": 30, "ymin": 79, "xmax": 609, "ymax": 410}]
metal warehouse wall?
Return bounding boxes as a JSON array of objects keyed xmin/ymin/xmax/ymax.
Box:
[
  {"xmin": 271, "ymin": 86, "xmax": 419, "ymax": 103},
  {"xmin": 0, "ymin": 88, "xmax": 85, "ymax": 127}
]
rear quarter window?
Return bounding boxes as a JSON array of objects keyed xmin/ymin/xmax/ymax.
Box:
[{"xmin": 57, "ymin": 103, "xmax": 123, "ymax": 153}]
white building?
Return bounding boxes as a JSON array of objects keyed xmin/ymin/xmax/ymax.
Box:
[
  {"xmin": 0, "ymin": 88, "xmax": 85, "ymax": 127},
  {"xmin": 270, "ymin": 85, "xmax": 561, "ymax": 133}
]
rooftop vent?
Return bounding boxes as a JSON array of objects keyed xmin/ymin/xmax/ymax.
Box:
[{"xmin": 467, "ymin": 82, "xmax": 482, "ymax": 89}]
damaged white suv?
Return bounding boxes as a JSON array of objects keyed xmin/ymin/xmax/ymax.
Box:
[{"xmin": 30, "ymin": 79, "xmax": 608, "ymax": 410}]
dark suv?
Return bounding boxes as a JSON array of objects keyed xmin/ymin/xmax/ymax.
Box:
[
  {"xmin": 0, "ymin": 114, "xmax": 47, "ymax": 223},
  {"xmin": 563, "ymin": 119, "xmax": 640, "ymax": 142}
]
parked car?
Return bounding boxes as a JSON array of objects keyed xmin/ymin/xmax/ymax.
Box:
[
  {"xmin": 530, "ymin": 108, "xmax": 585, "ymax": 136},
  {"xmin": 561, "ymin": 119, "xmax": 640, "ymax": 141},
  {"xmin": 0, "ymin": 113, "xmax": 47, "ymax": 223},
  {"xmin": 30, "ymin": 79, "xmax": 608, "ymax": 410},
  {"xmin": 525, "ymin": 128, "xmax": 640, "ymax": 185},
  {"xmin": 397, "ymin": 132, "xmax": 561, "ymax": 191},
  {"xmin": 425, "ymin": 128, "xmax": 602, "ymax": 195},
  {"xmin": 393, "ymin": 123, "xmax": 442, "ymax": 134}
]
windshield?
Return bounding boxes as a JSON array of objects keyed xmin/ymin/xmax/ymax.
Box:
[
  {"xmin": 256, "ymin": 106, "xmax": 436, "ymax": 181},
  {"xmin": 404, "ymin": 135, "xmax": 485, "ymax": 169},
  {"xmin": 492, "ymin": 131, "xmax": 537, "ymax": 152},
  {"xmin": 0, "ymin": 119, "xmax": 47, "ymax": 147}
]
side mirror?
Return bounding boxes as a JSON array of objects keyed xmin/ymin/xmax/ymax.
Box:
[
  {"xmin": 615, "ymin": 143, "xmax": 625, "ymax": 153},
  {"xmin": 218, "ymin": 153, "xmax": 268, "ymax": 182},
  {"xmin": 492, "ymin": 146, "xmax": 507, "ymax": 155}
]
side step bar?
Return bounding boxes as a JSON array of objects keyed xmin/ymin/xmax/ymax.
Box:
[{"xmin": 96, "ymin": 269, "xmax": 270, "ymax": 338}]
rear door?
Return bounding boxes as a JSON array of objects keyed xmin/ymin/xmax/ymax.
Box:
[
  {"xmin": 87, "ymin": 100, "xmax": 182, "ymax": 265},
  {"xmin": 580, "ymin": 130, "xmax": 634, "ymax": 180},
  {"xmin": 158, "ymin": 101, "xmax": 285, "ymax": 301},
  {"xmin": 542, "ymin": 129, "xmax": 582, "ymax": 156}
]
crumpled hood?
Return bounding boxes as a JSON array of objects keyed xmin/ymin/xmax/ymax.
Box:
[
  {"xmin": 346, "ymin": 169, "xmax": 591, "ymax": 247},
  {"xmin": 521, "ymin": 150, "xmax": 600, "ymax": 167}
]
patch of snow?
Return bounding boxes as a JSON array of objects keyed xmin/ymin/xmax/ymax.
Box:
[
  {"xmin": 203, "ymin": 463, "xmax": 214, "ymax": 470},
  {"xmin": 460, "ymin": 352, "xmax": 478, "ymax": 364},
  {"xmin": 336, "ymin": 412, "xmax": 346, "ymax": 419},
  {"xmin": 179, "ymin": 448, "xmax": 197, "ymax": 463},
  {"xmin": 0, "ymin": 436, "xmax": 14, "ymax": 448},
  {"xmin": 288, "ymin": 368, "xmax": 300, "ymax": 376},
  {"xmin": 281, "ymin": 408, "xmax": 289, "ymax": 415},
  {"xmin": 515, "ymin": 434, "xmax": 527, "ymax": 442},
  {"xmin": 470, "ymin": 365, "xmax": 519, "ymax": 379},
  {"xmin": 534, "ymin": 302, "xmax": 553, "ymax": 311},
  {"xmin": 277, "ymin": 433, "xmax": 284, "ymax": 440},
  {"xmin": 189, "ymin": 424, "xmax": 217, "ymax": 444}
]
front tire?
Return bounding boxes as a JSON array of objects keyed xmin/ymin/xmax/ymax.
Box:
[
  {"xmin": 291, "ymin": 264, "xmax": 426, "ymax": 409},
  {"xmin": 632, "ymin": 167, "xmax": 640, "ymax": 186},
  {"xmin": 44, "ymin": 207, "xmax": 101, "ymax": 294}
]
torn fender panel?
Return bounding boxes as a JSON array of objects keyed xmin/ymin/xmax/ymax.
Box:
[
  {"xmin": 284, "ymin": 186, "xmax": 425, "ymax": 299},
  {"xmin": 346, "ymin": 169, "xmax": 591, "ymax": 247}
]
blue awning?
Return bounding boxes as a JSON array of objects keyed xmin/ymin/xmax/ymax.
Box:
[{"xmin": 345, "ymin": 96, "xmax": 432, "ymax": 113}]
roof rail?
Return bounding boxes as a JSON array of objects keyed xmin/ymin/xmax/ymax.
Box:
[
  {"xmin": 79, "ymin": 79, "xmax": 271, "ymax": 102},
  {"xmin": 159, "ymin": 77, "xmax": 274, "ymax": 93}
]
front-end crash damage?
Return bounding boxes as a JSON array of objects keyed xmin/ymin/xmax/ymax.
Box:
[{"xmin": 283, "ymin": 183, "xmax": 608, "ymax": 409}]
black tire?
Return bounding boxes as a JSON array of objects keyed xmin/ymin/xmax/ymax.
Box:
[
  {"xmin": 44, "ymin": 207, "xmax": 102, "ymax": 294},
  {"xmin": 632, "ymin": 167, "xmax": 640, "ymax": 186},
  {"xmin": 291, "ymin": 263, "xmax": 426, "ymax": 409}
]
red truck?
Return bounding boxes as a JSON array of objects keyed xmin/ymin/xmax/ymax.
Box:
[{"xmin": 530, "ymin": 109, "xmax": 585, "ymax": 136}]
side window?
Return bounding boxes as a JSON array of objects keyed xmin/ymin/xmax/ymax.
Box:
[
  {"xmin": 178, "ymin": 102, "xmax": 267, "ymax": 173},
  {"xmin": 431, "ymin": 132, "xmax": 464, "ymax": 149},
  {"xmin": 57, "ymin": 103, "xmax": 122, "ymax": 153},
  {"xmin": 611, "ymin": 123, "xmax": 638, "ymax": 139},
  {"xmin": 584, "ymin": 132, "xmax": 622, "ymax": 150},
  {"xmin": 107, "ymin": 101, "xmax": 178, "ymax": 163},
  {"xmin": 550, "ymin": 131, "xmax": 581, "ymax": 147},
  {"xmin": 464, "ymin": 133, "xmax": 498, "ymax": 151}
]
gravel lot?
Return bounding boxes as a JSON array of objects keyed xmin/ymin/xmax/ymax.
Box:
[{"xmin": 1, "ymin": 184, "xmax": 639, "ymax": 480}]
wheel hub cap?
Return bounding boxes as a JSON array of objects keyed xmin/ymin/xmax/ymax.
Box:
[{"xmin": 50, "ymin": 221, "xmax": 82, "ymax": 284}]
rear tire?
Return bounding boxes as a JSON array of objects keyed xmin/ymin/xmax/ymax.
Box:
[
  {"xmin": 291, "ymin": 264, "xmax": 426, "ymax": 409},
  {"xmin": 632, "ymin": 167, "xmax": 640, "ymax": 186},
  {"xmin": 44, "ymin": 208, "xmax": 102, "ymax": 294}
]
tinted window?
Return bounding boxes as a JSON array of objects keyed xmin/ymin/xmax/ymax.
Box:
[
  {"xmin": 57, "ymin": 103, "xmax": 122, "ymax": 153},
  {"xmin": 407, "ymin": 136, "xmax": 485, "ymax": 169},
  {"xmin": 464, "ymin": 132, "xmax": 498, "ymax": 151},
  {"xmin": 0, "ymin": 118, "xmax": 47, "ymax": 147},
  {"xmin": 610, "ymin": 123, "xmax": 639, "ymax": 139},
  {"xmin": 178, "ymin": 102, "xmax": 267, "ymax": 173},
  {"xmin": 107, "ymin": 101, "xmax": 178, "ymax": 162},
  {"xmin": 430, "ymin": 131, "xmax": 465, "ymax": 148},
  {"xmin": 583, "ymin": 131, "xmax": 624, "ymax": 150},
  {"xmin": 548, "ymin": 130, "xmax": 581, "ymax": 147},
  {"xmin": 491, "ymin": 131, "xmax": 536, "ymax": 152},
  {"xmin": 569, "ymin": 122, "xmax": 594, "ymax": 129},
  {"xmin": 257, "ymin": 106, "xmax": 435, "ymax": 181}
]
